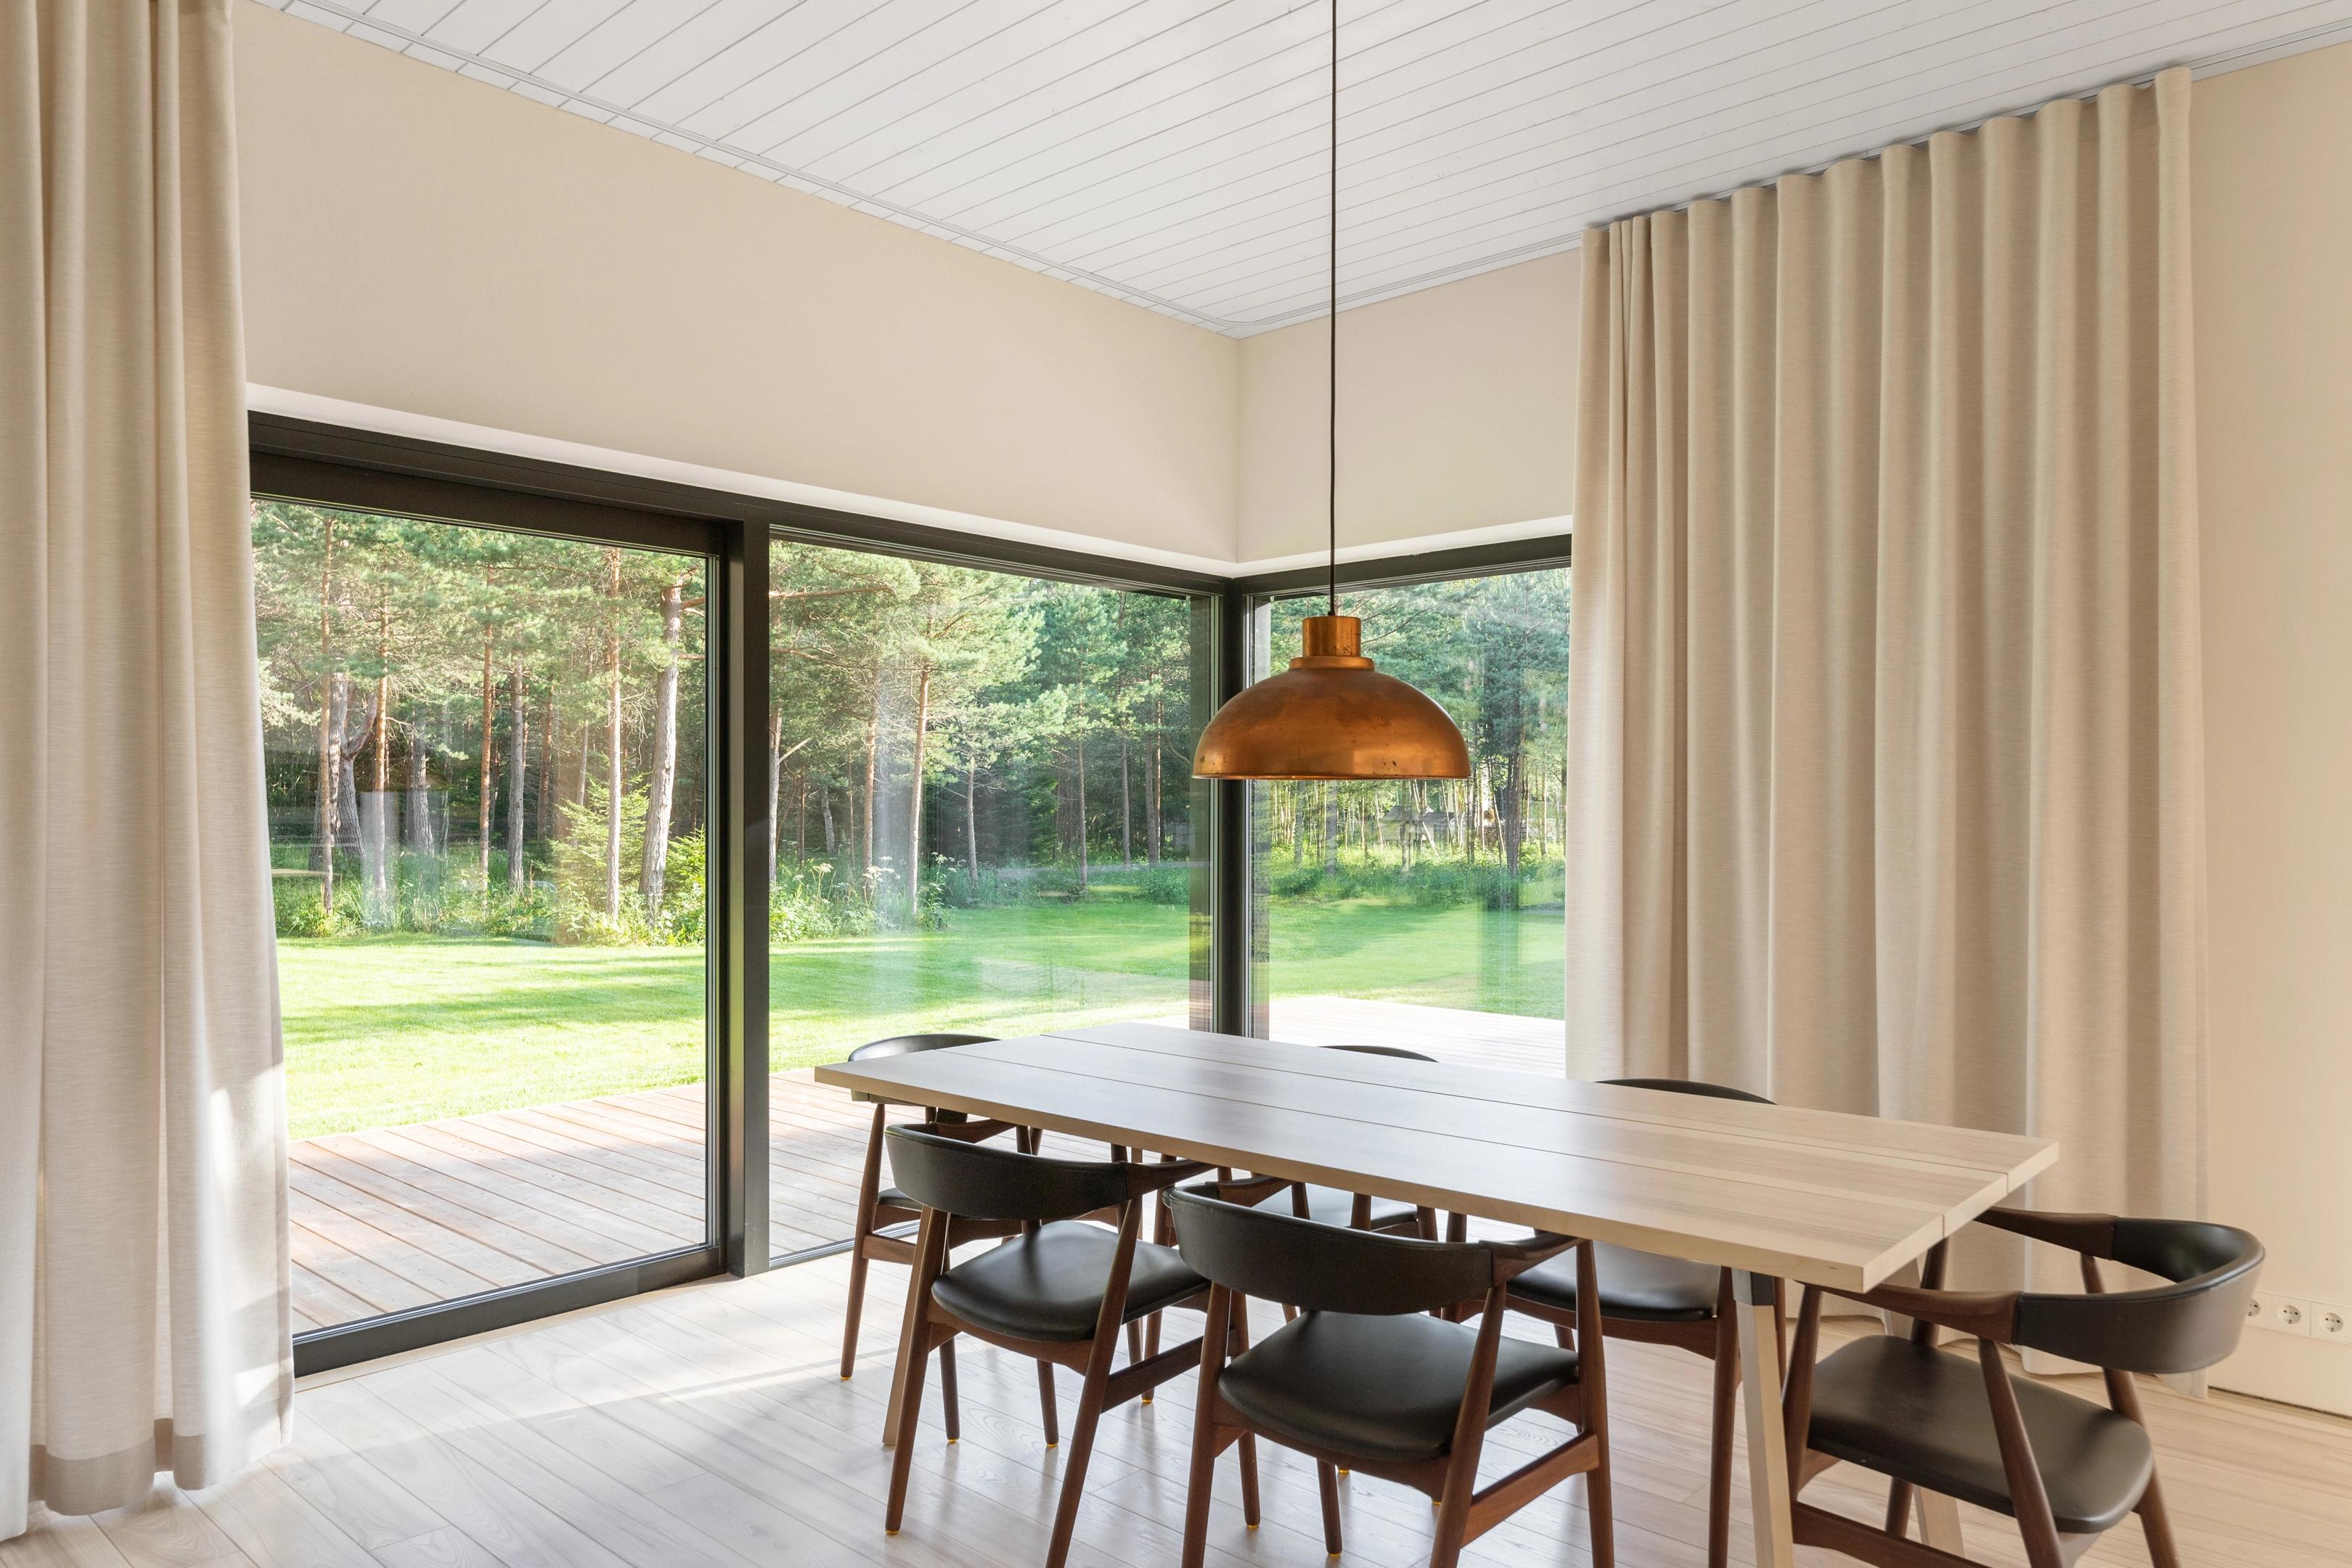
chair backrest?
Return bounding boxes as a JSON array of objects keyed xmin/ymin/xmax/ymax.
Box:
[
  {"xmin": 1167, "ymin": 1182, "xmax": 1496, "ymax": 1315},
  {"xmin": 1602, "ymin": 1076, "xmax": 1773, "ymax": 1105},
  {"xmin": 2014, "ymin": 1219, "xmax": 2263, "ymax": 1375},
  {"xmin": 1322, "ymin": 1044, "xmax": 1438, "ymax": 1063},
  {"xmin": 884, "ymin": 1126, "xmax": 1131, "ymax": 1223},
  {"xmin": 848, "ymin": 1032, "xmax": 995, "ymax": 1062}
]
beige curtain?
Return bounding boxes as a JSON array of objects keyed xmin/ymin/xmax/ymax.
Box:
[
  {"xmin": 1, "ymin": 0, "xmax": 291, "ymax": 1538},
  {"xmin": 1566, "ymin": 70, "xmax": 2206, "ymax": 1274}
]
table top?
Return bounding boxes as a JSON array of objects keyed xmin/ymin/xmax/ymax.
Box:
[{"xmin": 813, "ymin": 1021, "xmax": 2058, "ymax": 1291}]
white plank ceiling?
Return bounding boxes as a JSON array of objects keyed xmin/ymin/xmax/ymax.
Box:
[{"xmin": 266, "ymin": 0, "xmax": 2352, "ymax": 335}]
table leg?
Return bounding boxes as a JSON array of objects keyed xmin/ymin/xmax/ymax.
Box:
[{"xmin": 1733, "ymin": 1270, "xmax": 1796, "ymax": 1568}]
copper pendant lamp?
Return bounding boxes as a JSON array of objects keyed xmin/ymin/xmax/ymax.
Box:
[{"xmin": 1191, "ymin": 0, "xmax": 1471, "ymax": 783}]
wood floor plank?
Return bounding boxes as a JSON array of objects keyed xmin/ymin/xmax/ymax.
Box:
[{"xmin": 187, "ymin": 1466, "xmax": 377, "ymax": 1568}]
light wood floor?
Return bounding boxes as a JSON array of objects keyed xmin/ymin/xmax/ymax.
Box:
[
  {"xmin": 288, "ymin": 1000, "xmax": 1569, "ymax": 1331},
  {"xmin": 12, "ymin": 1244, "xmax": 2347, "ymax": 1568}
]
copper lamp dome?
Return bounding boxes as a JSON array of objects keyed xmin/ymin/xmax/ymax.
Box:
[
  {"xmin": 1191, "ymin": 0, "xmax": 1470, "ymax": 783},
  {"xmin": 1192, "ymin": 615, "xmax": 1469, "ymax": 780}
]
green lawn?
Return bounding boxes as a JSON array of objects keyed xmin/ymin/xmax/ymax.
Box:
[{"xmin": 278, "ymin": 899, "xmax": 1563, "ymax": 1138}]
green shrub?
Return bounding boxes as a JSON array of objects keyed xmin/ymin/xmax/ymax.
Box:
[{"xmin": 1132, "ymin": 863, "xmax": 1192, "ymax": 905}]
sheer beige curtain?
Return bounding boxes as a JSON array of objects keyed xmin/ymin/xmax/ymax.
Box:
[
  {"xmin": 1, "ymin": 0, "xmax": 290, "ymax": 1538},
  {"xmin": 1566, "ymin": 71, "xmax": 2206, "ymax": 1268}
]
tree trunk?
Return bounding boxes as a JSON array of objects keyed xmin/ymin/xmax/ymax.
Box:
[
  {"xmin": 604, "ymin": 548, "xmax": 624, "ymax": 922},
  {"xmin": 1322, "ymin": 783, "xmax": 1340, "ymax": 874},
  {"xmin": 478, "ymin": 629, "xmax": 496, "ymax": 888},
  {"xmin": 861, "ymin": 685, "xmax": 879, "ymax": 885},
  {"xmin": 365, "ymin": 598, "xmax": 393, "ymax": 915},
  {"xmin": 537, "ymin": 682, "xmax": 555, "ymax": 847},
  {"xmin": 315, "ymin": 515, "xmax": 337, "ymax": 918},
  {"xmin": 965, "ymin": 757, "xmax": 981, "ymax": 891},
  {"xmin": 1073, "ymin": 695, "xmax": 1089, "ymax": 891},
  {"xmin": 767, "ymin": 706, "xmax": 783, "ymax": 886},
  {"xmin": 641, "ymin": 576, "xmax": 684, "ymax": 911},
  {"xmin": 1119, "ymin": 732, "xmax": 1132, "ymax": 869},
  {"xmin": 820, "ymin": 783, "xmax": 836, "ymax": 856},
  {"xmin": 507, "ymin": 664, "xmax": 528, "ymax": 891},
  {"xmin": 905, "ymin": 661, "xmax": 931, "ymax": 926},
  {"xmin": 404, "ymin": 730, "xmax": 433, "ymax": 855},
  {"xmin": 1147, "ymin": 693, "xmax": 1163, "ymax": 867}
]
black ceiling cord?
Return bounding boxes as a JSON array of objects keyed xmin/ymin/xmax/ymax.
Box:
[{"xmin": 1328, "ymin": 0, "xmax": 1339, "ymax": 618}]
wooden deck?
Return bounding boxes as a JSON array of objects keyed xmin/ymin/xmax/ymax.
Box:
[{"xmin": 288, "ymin": 999, "xmax": 1564, "ymax": 1332}]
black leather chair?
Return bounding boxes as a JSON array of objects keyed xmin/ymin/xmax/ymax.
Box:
[
  {"xmin": 1780, "ymin": 1206, "xmax": 2262, "ymax": 1568},
  {"xmin": 1460, "ymin": 1075, "xmax": 1773, "ymax": 1568},
  {"xmin": 836, "ymin": 1034, "xmax": 1007, "ymax": 1403},
  {"xmin": 879, "ymin": 1124, "xmax": 1214, "ymax": 1568},
  {"xmin": 1167, "ymin": 1175, "xmax": 1614, "ymax": 1568}
]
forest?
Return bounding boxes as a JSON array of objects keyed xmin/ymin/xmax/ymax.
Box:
[{"xmin": 253, "ymin": 502, "xmax": 1570, "ymax": 954}]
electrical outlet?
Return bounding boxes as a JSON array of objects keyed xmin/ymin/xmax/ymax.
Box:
[
  {"xmin": 2314, "ymin": 1302, "xmax": 2351, "ymax": 1344},
  {"xmin": 2269, "ymin": 1296, "xmax": 2315, "ymax": 1336},
  {"xmin": 2246, "ymin": 1291, "xmax": 2273, "ymax": 1331}
]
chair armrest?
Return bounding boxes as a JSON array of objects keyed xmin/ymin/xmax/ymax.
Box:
[
  {"xmin": 1123, "ymin": 1156, "xmax": 1214, "ymax": 1197},
  {"xmin": 905, "ymin": 1117, "xmax": 1021, "ymax": 1145},
  {"xmin": 1487, "ymin": 1232, "xmax": 1578, "ymax": 1283},
  {"xmin": 1824, "ymin": 1280, "xmax": 2021, "ymax": 1344},
  {"xmin": 1177, "ymin": 1173, "xmax": 1297, "ymax": 1207},
  {"xmin": 1977, "ymin": 1206, "xmax": 2120, "ymax": 1260}
]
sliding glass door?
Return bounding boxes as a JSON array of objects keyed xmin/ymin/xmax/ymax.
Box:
[
  {"xmin": 1244, "ymin": 566, "xmax": 1570, "ymax": 1071},
  {"xmin": 251, "ymin": 500, "xmax": 714, "ymax": 1334},
  {"xmin": 764, "ymin": 538, "xmax": 1212, "ymax": 1258}
]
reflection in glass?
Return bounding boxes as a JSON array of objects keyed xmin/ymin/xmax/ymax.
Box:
[
  {"xmin": 253, "ymin": 502, "xmax": 710, "ymax": 1330},
  {"xmin": 765, "ymin": 541, "xmax": 1209, "ymax": 1256},
  {"xmin": 1247, "ymin": 570, "xmax": 1570, "ymax": 1070}
]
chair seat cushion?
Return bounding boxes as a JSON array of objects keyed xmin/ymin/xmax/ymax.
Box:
[
  {"xmin": 1255, "ymin": 1184, "xmax": 1420, "ymax": 1231},
  {"xmin": 1508, "ymin": 1243, "xmax": 1720, "ymax": 1323},
  {"xmin": 1805, "ymin": 1337, "xmax": 2155, "ymax": 1535},
  {"xmin": 931, "ymin": 1222, "xmax": 1205, "ymax": 1343},
  {"xmin": 1219, "ymin": 1312, "xmax": 1580, "ymax": 1465},
  {"xmin": 877, "ymin": 1185, "xmax": 915, "ymax": 1209}
]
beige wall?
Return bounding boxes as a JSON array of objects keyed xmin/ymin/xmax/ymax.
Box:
[
  {"xmin": 2192, "ymin": 41, "xmax": 2352, "ymax": 1414},
  {"xmin": 232, "ymin": 4, "xmax": 1239, "ymax": 563},
  {"xmin": 1236, "ymin": 252, "xmax": 1578, "ymax": 563}
]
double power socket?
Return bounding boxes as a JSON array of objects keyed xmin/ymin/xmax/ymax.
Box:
[{"xmin": 2246, "ymin": 1289, "xmax": 2351, "ymax": 1343}]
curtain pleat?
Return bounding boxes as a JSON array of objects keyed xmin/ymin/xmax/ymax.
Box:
[
  {"xmin": 1567, "ymin": 70, "xmax": 2207, "ymax": 1290},
  {"xmin": 1, "ymin": 0, "xmax": 290, "ymax": 1538}
]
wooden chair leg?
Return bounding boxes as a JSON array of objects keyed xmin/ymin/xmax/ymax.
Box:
[
  {"xmin": 1316, "ymin": 1462, "xmax": 1343, "ymax": 1556},
  {"xmin": 1045, "ymin": 1338, "xmax": 1120, "ymax": 1567},
  {"xmin": 939, "ymin": 1339, "xmax": 959, "ymax": 1444},
  {"xmin": 1885, "ymin": 1479, "xmax": 1915, "ymax": 1538},
  {"xmin": 841, "ymin": 1105, "xmax": 886, "ymax": 1380},
  {"xmin": 1230, "ymin": 1297, "xmax": 1261, "ymax": 1528},
  {"xmin": 1036, "ymin": 1359, "xmax": 1060, "ymax": 1447},
  {"xmin": 2139, "ymin": 1476, "xmax": 2184, "ymax": 1568},
  {"xmin": 1179, "ymin": 1289, "xmax": 1233, "ymax": 1568},
  {"xmin": 883, "ymin": 1209, "xmax": 946, "ymax": 1532}
]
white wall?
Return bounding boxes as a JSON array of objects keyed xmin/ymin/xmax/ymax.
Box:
[{"xmin": 233, "ymin": 3, "xmax": 1241, "ymax": 565}]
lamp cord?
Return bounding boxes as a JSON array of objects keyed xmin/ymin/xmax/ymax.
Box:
[{"xmin": 1327, "ymin": 0, "xmax": 1338, "ymax": 620}]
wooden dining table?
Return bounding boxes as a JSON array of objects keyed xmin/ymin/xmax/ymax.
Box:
[{"xmin": 814, "ymin": 1019, "xmax": 2059, "ymax": 1568}]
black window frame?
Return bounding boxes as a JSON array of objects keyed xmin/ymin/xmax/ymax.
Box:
[{"xmin": 253, "ymin": 413, "xmax": 1242, "ymax": 1371}]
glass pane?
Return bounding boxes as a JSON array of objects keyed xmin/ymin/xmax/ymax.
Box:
[
  {"xmin": 253, "ymin": 502, "xmax": 711, "ymax": 1332},
  {"xmin": 1246, "ymin": 569, "xmax": 1569, "ymax": 1074},
  {"xmin": 767, "ymin": 539, "xmax": 1209, "ymax": 1257}
]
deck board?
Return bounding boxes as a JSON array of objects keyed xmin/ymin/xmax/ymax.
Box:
[{"xmin": 290, "ymin": 999, "xmax": 1564, "ymax": 1331}]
